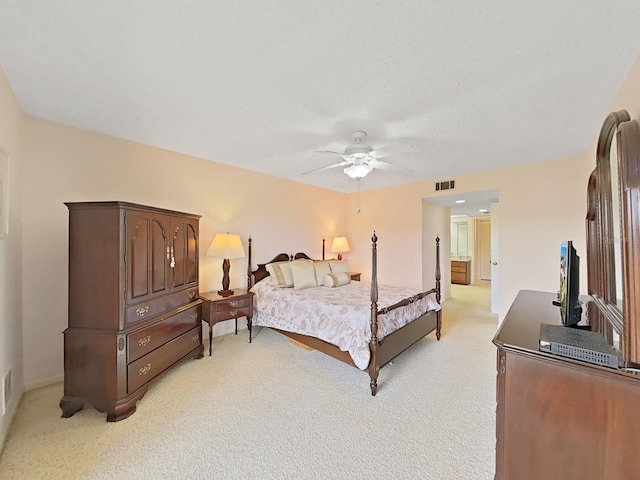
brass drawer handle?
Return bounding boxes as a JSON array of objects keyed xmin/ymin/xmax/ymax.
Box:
[
  {"xmin": 190, "ymin": 314, "xmax": 198, "ymax": 321},
  {"xmin": 138, "ymin": 335, "xmax": 151, "ymax": 347},
  {"xmin": 229, "ymin": 300, "xmax": 238, "ymax": 307},
  {"xmin": 138, "ymin": 363, "xmax": 152, "ymax": 376},
  {"xmin": 188, "ymin": 291, "xmax": 195, "ymax": 300},
  {"xmin": 192, "ymin": 334, "xmax": 200, "ymax": 343},
  {"xmin": 229, "ymin": 309, "xmax": 238, "ymax": 317},
  {"xmin": 136, "ymin": 306, "xmax": 150, "ymax": 317}
]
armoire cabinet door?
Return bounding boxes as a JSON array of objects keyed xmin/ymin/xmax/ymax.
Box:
[
  {"xmin": 125, "ymin": 211, "xmax": 170, "ymax": 305},
  {"xmin": 170, "ymin": 217, "xmax": 199, "ymax": 291}
]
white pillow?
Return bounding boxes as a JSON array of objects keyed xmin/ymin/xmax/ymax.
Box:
[
  {"xmin": 329, "ymin": 260, "xmax": 349, "ymax": 274},
  {"xmin": 313, "ymin": 261, "xmax": 332, "ymax": 285},
  {"xmin": 266, "ymin": 261, "xmax": 293, "ymax": 288},
  {"xmin": 323, "ymin": 272, "xmax": 351, "ymax": 287},
  {"xmin": 291, "ymin": 261, "xmax": 318, "ymax": 289},
  {"xmin": 278, "ymin": 262, "xmax": 295, "ymax": 287},
  {"xmin": 265, "ymin": 262, "xmax": 278, "ymax": 281}
]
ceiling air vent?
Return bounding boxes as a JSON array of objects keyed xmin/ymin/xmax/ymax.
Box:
[{"xmin": 435, "ymin": 180, "xmax": 455, "ymax": 191}]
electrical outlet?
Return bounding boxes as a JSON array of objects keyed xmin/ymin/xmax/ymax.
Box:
[{"xmin": 2, "ymin": 368, "xmax": 11, "ymax": 415}]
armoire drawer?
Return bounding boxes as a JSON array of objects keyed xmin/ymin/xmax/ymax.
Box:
[
  {"xmin": 128, "ymin": 303, "xmax": 201, "ymax": 362},
  {"xmin": 128, "ymin": 325, "xmax": 201, "ymax": 393},
  {"xmin": 125, "ymin": 287, "xmax": 199, "ymax": 326}
]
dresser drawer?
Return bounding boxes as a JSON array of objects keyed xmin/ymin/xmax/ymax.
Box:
[
  {"xmin": 451, "ymin": 261, "xmax": 469, "ymax": 273},
  {"xmin": 451, "ymin": 272, "xmax": 467, "ymax": 282},
  {"xmin": 125, "ymin": 287, "xmax": 199, "ymax": 326},
  {"xmin": 127, "ymin": 325, "xmax": 201, "ymax": 393},
  {"xmin": 128, "ymin": 303, "xmax": 201, "ymax": 362}
]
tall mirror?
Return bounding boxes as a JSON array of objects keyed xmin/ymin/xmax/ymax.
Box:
[
  {"xmin": 450, "ymin": 221, "xmax": 468, "ymax": 258},
  {"xmin": 587, "ymin": 111, "xmax": 627, "ymax": 344},
  {"xmin": 587, "ymin": 110, "xmax": 640, "ymax": 364}
]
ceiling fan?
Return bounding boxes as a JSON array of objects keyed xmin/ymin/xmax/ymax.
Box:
[{"xmin": 303, "ymin": 131, "xmax": 413, "ymax": 180}]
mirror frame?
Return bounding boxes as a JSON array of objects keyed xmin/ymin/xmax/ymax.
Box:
[
  {"xmin": 618, "ymin": 117, "xmax": 640, "ymax": 363},
  {"xmin": 587, "ymin": 110, "xmax": 640, "ymax": 364}
]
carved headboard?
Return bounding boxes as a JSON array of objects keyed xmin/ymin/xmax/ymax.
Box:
[
  {"xmin": 246, "ymin": 237, "xmax": 325, "ymax": 288},
  {"xmin": 587, "ymin": 110, "xmax": 640, "ymax": 365}
]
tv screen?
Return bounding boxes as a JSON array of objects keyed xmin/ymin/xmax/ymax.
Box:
[{"xmin": 557, "ymin": 241, "xmax": 582, "ymax": 326}]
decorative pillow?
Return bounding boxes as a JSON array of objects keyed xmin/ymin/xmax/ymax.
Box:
[
  {"xmin": 266, "ymin": 261, "xmax": 293, "ymax": 288},
  {"xmin": 329, "ymin": 260, "xmax": 349, "ymax": 274},
  {"xmin": 323, "ymin": 272, "xmax": 351, "ymax": 287},
  {"xmin": 313, "ymin": 261, "xmax": 332, "ymax": 285},
  {"xmin": 265, "ymin": 262, "xmax": 278, "ymax": 280},
  {"xmin": 291, "ymin": 260, "xmax": 318, "ymax": 290},
  {"xmin": 278, "ymin": 262, "xmax": 295, "ymax": 287}
]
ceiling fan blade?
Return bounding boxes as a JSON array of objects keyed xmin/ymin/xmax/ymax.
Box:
[
  {"xmin": 302, "ymin": 160, "xmax": 350, "ymax": 175},
  {"xmin": 370, "ymin": 143, "xmax": 414, "ymax": 158},
  {"xmin": 314, "ymin": 150, "xmax": 346, "ymax": 156},
  {"xmin": 369, "ymin": 159, "xmax": 414, "ymax": 173}
]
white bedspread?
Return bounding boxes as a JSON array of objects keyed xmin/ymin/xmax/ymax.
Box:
[{"xmin": 250, "ymin": 278, "xmax": 441, "ymax": 370}]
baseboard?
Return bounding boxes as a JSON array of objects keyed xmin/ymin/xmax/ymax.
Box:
[
  {"xmin": 0, "ymin": 404, "xmax": 18, "ymax": 458},
  {"xmin": 1, "ymin": 375, "xmax": 61, "ymax": 456},
  {"xmin": 0, "ymin": 386, "xmax": 22, "ymax": 458},
  {"xmin": 25, "ymin": 374, "xmax": 63, "ymax": 392}
]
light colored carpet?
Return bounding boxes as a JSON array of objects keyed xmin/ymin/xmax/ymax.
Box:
[{"xmin": 0, "ymin": 283, "xmax": 498, "ymax": 479}]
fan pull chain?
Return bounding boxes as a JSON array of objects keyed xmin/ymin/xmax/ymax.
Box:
[{"xmin": 356, "ymin": 179, "xmax": 361, "ymax": 214}]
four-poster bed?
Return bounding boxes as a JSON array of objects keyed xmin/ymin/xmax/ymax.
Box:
[{"xmin": 246, "ymin": 232, "xmax": 442, "ymax": 395}]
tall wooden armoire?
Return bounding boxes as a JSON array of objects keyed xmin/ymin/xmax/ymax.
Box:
[{"xmin": 61, "ymin": 201, "xmax": 203, "ymax": 421}]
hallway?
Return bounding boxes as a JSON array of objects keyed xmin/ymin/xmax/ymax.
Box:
[{"xmin": 450, "ymin": 280, "xmax": 492, "ymax": 312}]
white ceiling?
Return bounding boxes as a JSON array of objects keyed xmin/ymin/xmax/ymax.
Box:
[
  {"xmin": 1, "ymin": 2, "xmax": 639, "ymax": 194},
  {"xmin": 426, "ymin": 189, "xmax": 499, "ymax": 217}
]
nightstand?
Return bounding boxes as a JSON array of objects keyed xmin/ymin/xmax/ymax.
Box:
[
  {"xmin": 200, "ymin": 290, "xmax": 254, "ymax": 356},
  {"xmin": 349, "ymin": 272, "xmax": 361, "ymax": 281}
]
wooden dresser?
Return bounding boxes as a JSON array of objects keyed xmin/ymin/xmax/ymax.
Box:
[
  {"xmin": 493, "ymin": 290, "xmax": 640, "ymax": 479},
  {"xmin": 60, "ymin": 202, "xmax": 204, "ymax": 421},
  {"xmin": 491, "ymin": 111, "xmax": 640, "ymax": 479},
  {"xmin": 451, "ymin": 260, "xmax": 470, "ymax": 285}
]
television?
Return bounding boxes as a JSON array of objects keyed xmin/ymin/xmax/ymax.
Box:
[{"xmin": 553, "ymin": 240, "xmax": 583, "ymax": 326}]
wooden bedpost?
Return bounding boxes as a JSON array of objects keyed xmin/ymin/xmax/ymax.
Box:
[
  {"xmin": 322, "ymin": 237, "xmax": 325, "ymax": 260},
  {"xmin": 369, "ymin": 231, "xmax": 380, "ymax": 396},
  {"xmin": 247, "ymin": 236, "xmax": 253, "ymax": 291},
  {"xmin": 435, "ymin": 235, "xmax": 442, "ymax": 340}
]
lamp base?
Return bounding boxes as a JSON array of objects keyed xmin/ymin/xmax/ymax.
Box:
[
  {"xmin": 217, "ymin": 289, "xmax": 235, "ymax": 297},
  {"xmin": 337, "ymin": 253, "xmax": 342, "ymax": 260}
]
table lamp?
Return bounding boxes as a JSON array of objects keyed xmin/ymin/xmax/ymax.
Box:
[
  {"xmin": 331, "ymin": 236, "xmax": 350, "ymax": 260},
  {"xmin": 206, "ymin": 233, "xmax": 245, "ymax": 296}
]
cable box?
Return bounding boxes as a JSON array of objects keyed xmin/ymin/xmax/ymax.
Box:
[{"xmin": 539, "ymin": 323, "xmax": 619, "ymax": 368}]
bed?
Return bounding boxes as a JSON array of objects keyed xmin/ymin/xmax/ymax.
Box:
[{"xmin": 246, "ymin": 232, "xmax": 442, "ymax": 395}]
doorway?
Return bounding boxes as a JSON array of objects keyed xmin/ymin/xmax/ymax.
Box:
[{"xmin": 422, "ymin": 188, "xmax": 499, "ymax": 312}]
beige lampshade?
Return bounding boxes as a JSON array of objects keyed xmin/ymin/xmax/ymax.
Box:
[
  {"xmin": 206, "ymin": 233, "xmax": 246, "ymax": 259},
  {"xmin": 331, "ymin": 236, "xmax": 351, "ymax": 254}
]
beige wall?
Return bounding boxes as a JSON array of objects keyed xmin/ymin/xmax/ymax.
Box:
[
  {"xmin": 0, "ymin": 67, "xmax": 24, "ymax": 448},
  {"xmin": 20, "ymin": 117, "xmax": 347, "ymax": 387},
  {"xmin": 346, "ymin": 154, "xmax": 590, "ymax": 320},
  {"xmin": 2, "ymin": 51, "xmax": 639, "ymax": 415}
]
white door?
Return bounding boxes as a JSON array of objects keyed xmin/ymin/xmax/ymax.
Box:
[{"xmin": 490, "ymin": 202, "xmax": 500, "ymax": 314}]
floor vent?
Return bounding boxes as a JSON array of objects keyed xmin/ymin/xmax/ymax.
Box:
[{"xmin": 435, "ymin": 180, "xmax": 455, "ymax": 191}]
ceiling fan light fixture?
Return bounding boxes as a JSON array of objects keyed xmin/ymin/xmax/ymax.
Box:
[
  {"xmin": 344, "ymin": 163, "xmax": 373, "ymax": 179},
  {"xmin": 345, "ymin": 151, "xmax": 375, "ymax": 162}
]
